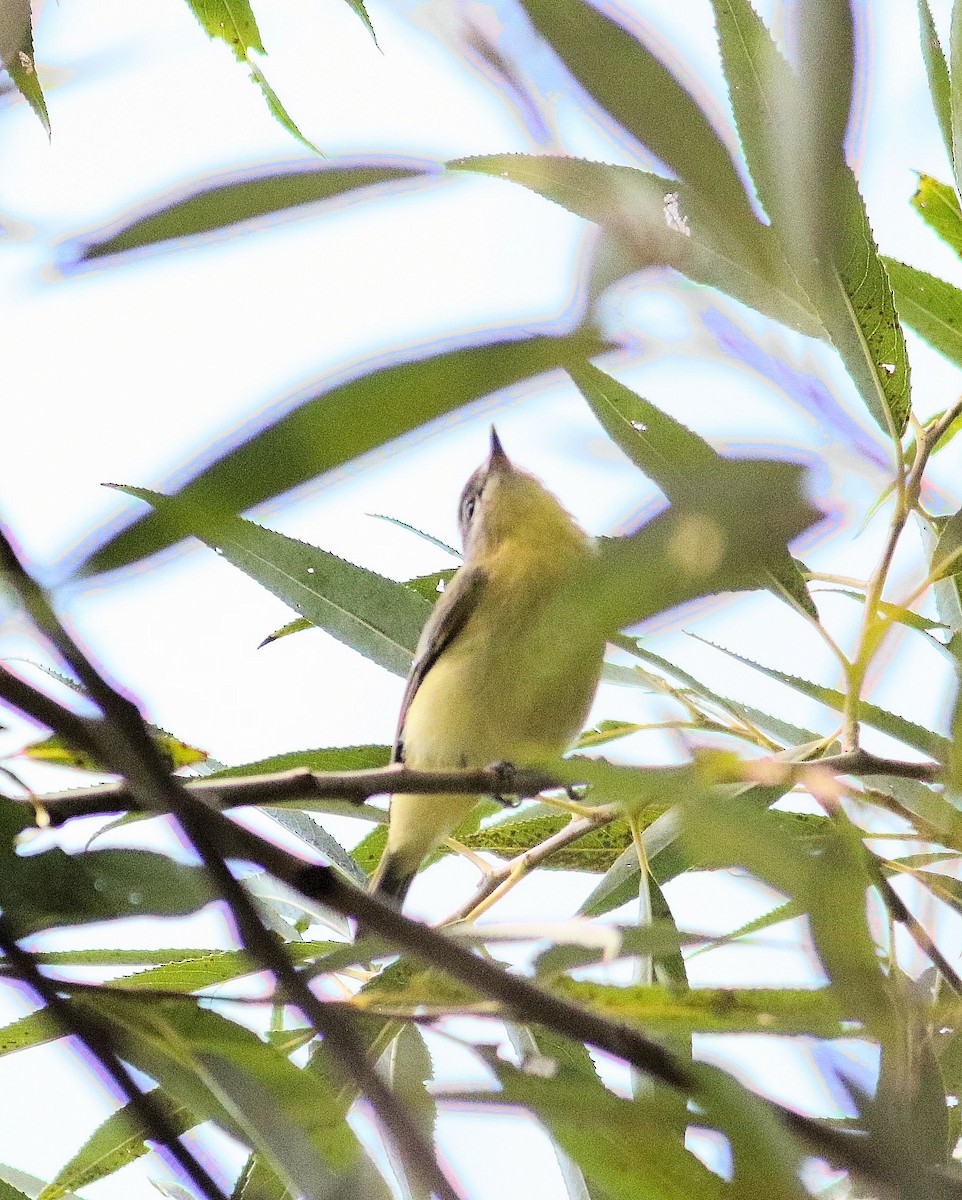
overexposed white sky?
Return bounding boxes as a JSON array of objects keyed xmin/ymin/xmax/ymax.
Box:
[{"xmin": 1, "ymin": 1, "xmax": 961, "ymax": 1197}]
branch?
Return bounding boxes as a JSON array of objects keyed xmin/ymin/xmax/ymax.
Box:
[
  {"xmin": 26, "ymin": 764, "xmax": 563, "ymax": 824},
  {"xmin": 0, "ymin": 525, "xmax": 461, "ymax": 1200},
  {"xmin": 20, "ymin": 752, "xmax": 943, "ymax": 827},
  {"xmin": 0, "ymin": 913, "xmax": 230, "ymax": 1200}
]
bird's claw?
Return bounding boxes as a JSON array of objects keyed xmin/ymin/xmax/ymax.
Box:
[{"xmin": 487, "ymin": 760, "xmax": 520, "ymax": 808}]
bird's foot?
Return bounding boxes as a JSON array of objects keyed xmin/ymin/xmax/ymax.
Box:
[{"xmin": 487, "ymin": 760, "xmax": 521, "ymax": 808}]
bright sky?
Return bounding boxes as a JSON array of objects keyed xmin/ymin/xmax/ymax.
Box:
[{"xmin": 1, "ymin": 1, "xmax": 961, "ymax": 1197}]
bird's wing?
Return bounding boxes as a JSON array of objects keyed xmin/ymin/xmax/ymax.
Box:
[{"xmin": 392, "ymin": 565, "xmax": 487, "ymax": 763}]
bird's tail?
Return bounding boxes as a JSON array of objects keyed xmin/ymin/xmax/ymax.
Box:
[{"xmin": 368, "ymin": 848, "xmax": 417, "ymax": 910}]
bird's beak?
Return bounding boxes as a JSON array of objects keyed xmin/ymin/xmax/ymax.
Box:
[{"xmin": 488, "ymin": 425, "xmax": 511, "ymax": 471}]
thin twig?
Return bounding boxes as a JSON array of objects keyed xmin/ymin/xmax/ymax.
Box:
[
  {"xmin": 842, "ymin": 394, "xmax": 962, "ymax": 749},
  {"xmin": 0, "ymin": 913, "xmax": 230, "ymax": 1200},
  {"xmin": 443, "ymin": 808, "xmax": 619, "ymax": 924}
]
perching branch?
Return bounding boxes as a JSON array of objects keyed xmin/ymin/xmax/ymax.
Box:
[{"xmin": 15, "ymin": 751, "xmax": 943, "ymax": 826}]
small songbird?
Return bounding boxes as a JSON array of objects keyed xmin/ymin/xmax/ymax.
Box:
[{"xmin": 370, "ymin": 427, "xmax": 606, "ymax": 907}]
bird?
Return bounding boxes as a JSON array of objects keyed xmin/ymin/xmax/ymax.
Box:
[{"xmin": 370, "ymin": 427, "xmax": 606, "ymax": 908}]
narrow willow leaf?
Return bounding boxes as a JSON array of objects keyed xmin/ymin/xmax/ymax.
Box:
[
  {"xmin": 366, "ymin": 514, "xmax": 460, "ymax": 558},
  {"xmin": 951, "ymin": 1, "xmax": 962, "ymax": 196},
  {"xmin": 712, "ymin": 0, "xmax": 909, "ymax": 438},
  {"xmin": 575, "ymin": 720, "xmax": 644, "ymax": 749},
  {"xmin": 818, "ymin": 587, "xmax": 948, "ymax": 633},
  {"xmin": 620, "ymin": 638, "xmax": 823, "ymax": 746},
  {"xmin": 456, "ymin": 1061, "xmax": 728, "ymax": 1200},
  {"xmin": 23, "ymin": 727, "xmax": 207, "ymax": 773},
  {"xmin": 0, "ymin": 1181, "xmax": 34, "ymax": 1200},
  {"xmin": 452, "ymin": 154, "xmax": 821, "ymax": 336},
  {"xmin": 0, "ymin": 1010, "xmax": 60, "ymax": 1058},
  {"xmin": 932, "ymin": 505, "xmax": 962, "ymax": 580},
  {"xmin": 81, "ymin": 331, "xmax": 605, "ymax": 575},
  {"xmin": 208, "ymin": 743, "xmax": 390, "ymax": 778},
  {"xmin": 681, "ymin": 789, "xmax": 896, "ymax": 1043},
  {"xmin": 232, "ymin": 1154, "xmax": 292, "ymax": 1200},
  {"xmin": 246, "ymin": 59, "xmax": 319, "ymax": 155},
  {"xmin": 402, "ymin": 569, "xmax": 457, "ymax": 605},
  {"xmin": 37, "ymin": 1091, "xmax": 194, "ymax": 1200},
  {"xmin": 0, "ymin": 1, "xmax": 49, "ymax": 135},
  {"xmin": 258, "ymin": 616, "xmax": 314, "ymax": 648},
  {"xmin": 183, "ymin": 0, "xmax": 318, "ymax": 153},
  {"xmin": 383, "ymin": 1026, "xmax": 437, "ymax": 1200},
  {"xmin": 690, "ymin": 634, "xmax": 951, "ymax": 759},
  {"xmin": 553, "ymin": 980, "xmax": 849, "ymax": 1037},
  {"xmin": 0, "ymin": 800, "xmax": 215, "ymax": 935},
  {"xmin": 516, "ymin": 0, "xmax": 755, "ymax": 233},
  {"xmin": 81, "ymin": 163, "xmax": 427, "ymax": 259},
  {"xmin": 542, "ymin": 460, "xmax": 818, "ymax": 667},
  {"xmin": 90, "ymin": 993, "xmax": 360, "ymax": 1175},
  {"xmin": 569, "ymin": 361, "xmax": 816, "ymax": 615},
  {"xmin": 263, "ymin": 809, "xmax": 367, "ymax": 885},
  {"xmin": 112, "ymin": 486, "xmax": 429, "ymax": 677},
  {"xmin": 919, "ymin": 1, "xmax": 954, "ymax": 160},
  {"xmin": 461, "ymin": 814, "xmax": 632, "ymax": 872},
  {"xmin": 885, "ymin": 256, "xmax": 962, "ymax": 367},
  {"xmin": 340, "ymin": 0, "xmax": 377, "ymax": 43},
  {"xmin": 0, "ymin": 1168, "xmax": 59, "ymax": 1200},
  {"xmin": 912, "ymin": 174, "xmax": 962, "ymax": 259}
]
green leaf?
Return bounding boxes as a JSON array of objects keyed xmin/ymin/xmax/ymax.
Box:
[
  {"xmin": 0, "ymin": 1, "xmax": 49, "ymax": 136},
  {"xmin": 711, "ymin": 0, "xmax": 909, "ymax": 438},
  {"xmin": 911, "ymin": 174, "xmax": 962, "ymax": 259},
  {"xmin": 185, "ymin": 0, "xmax": 263, "ymax": 51},
  {"xmin": 919, "ymin": 1, "xmax": 953, "ymax": 161},
  {"xmin": 452, "ymin": 154, "xmax": 821, "ymax": 337},
  {"xmin": 23, "ymin": 727, "xmax": 207, "ymax": 773},
  {"xmin": 81, "ymin": 163, "xmax": 427, "ymax": 259},
  {"xmin": 951, "ymin": 0, "xmax": 962, "ymax": 197},
  {"xmin": 402, "ymin": 569, "xmax": 458, "ymax": 605},
  {"xmin": 462, "ymin": 814, "xmax": 632, "ymax": 872},
  {"xmin": 0, "ymin": 1181, "xmax": 34, "ymax": 1200},
  {"xmin": 817, "ymin": 587, "xmax": 948, "ymax": 634},
  {"xmin": 515, "ymin": 0, "xmax": 754, "ymax": 232},
  {"xmin": 0, "ymin": 1009, "xmax": 61, "ymax": 1058},
  {"xmin": 552, "ymin": 980, "xmax": 850, "ymax": 1037},
  {"xmin": 574, "ymin": 720, "xmax": 644, "ymax": 749},
  {"xmin": 932, "ymin": 505, "xmax": 962, "ymax": 580},
  {"xmin": 80, "ymin": 331, "xmax": 606, "ymax": 575},
  {"xmin": 258, "ymin": 616, "xmax": 315, "ymax": 648},
  {"xmin": 89, "ymin": 993, "xmax": 360, "ymax": 1180},
  {"xmin": 112, "ymin": 486, "xmax": 429, "ymax": 678},
  {"xmin": 544, "ymin": 460, "xmax": 818, "ymax": 664},
  {"xmin": 245, "ymin": 60, "xmax": 319, "ymax": 155},
  {"xmin": 0, "ymin": 803, "xmax": 215, "ymax": 935},
  {"xmin": 680, "ymin": 789, "xmax": 897, "ymax": 1042},
  {"xmin": 37, "ymin": 1090, "xmax": 195, "ymax": 1200},
  {"xmin": 884, "ymin": 257, "xmax": 962, "ymax": 368},
  {"xmin": 620, "ymin": 638, "xmax": 824, "ymax": 747},
  {"xmin": 382, "ymin": 1026, "xmax": 437, "ymax": 1200},
  {"xmin": 365, "ymin": 514, "xmax": 460, "ymax": 558},
  {"xmin": 182, "ymin": 0, "xmax": 319, "ymax": 153},
  {"xmin": 208, "ymin": 743, "xmax": 391, "ymax": 778},
  {"xmin": 689, "ymin": 634, "xmax": 951, "ymax": 759},
  {"xmin": 232, "ymin": 1154, "xmax": 293, "ymax": 1200},
  {"xmin": 568, "ymin": 361, "xmax": 816, "ymax": 616},
  {"xmin": 461, "ymin": 1057, "xmax": 727, "ymax": 1200}
]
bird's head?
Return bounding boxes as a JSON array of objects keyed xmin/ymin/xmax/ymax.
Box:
[{"xmin": 457, "ymin": 427, "xmax": 586, "ymax": 561}]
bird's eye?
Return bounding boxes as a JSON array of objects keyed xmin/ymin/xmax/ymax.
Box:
[{"xmin": 465, "ymin": 497, "xmax": 476, "ymax": 521}]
